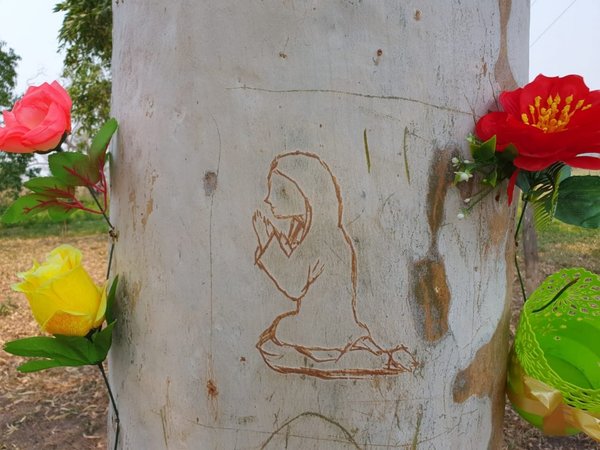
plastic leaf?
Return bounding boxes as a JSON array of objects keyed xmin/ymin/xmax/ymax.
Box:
[
  {"xmin": 471, "ymin": 135, "xmax": 496, "ymax": 162},
  {"xmin": 17, "ymin": 359, "xmax": 83, "ymax": 373},
  {"xmin": 47, "ymin": 205, "xmax": 75, "ymax": 222},
  {"xmin": 483, "ymin": 169, "xmax": 498, "ymax": 187},
  {"xmin": 48, "ymin": 151, "xmax": 97, "ymax": 186},
  {"xmin": 554, "ymin": 176, "xmax": 600, "ymax": 228},
  {"xmin": 1, "ymin": 194, "xmax": 50, "ymax": 224},
  {"xmin": 88, "ymin": 118, "xmax": 118, "ymax": 166},
  {"xmin": 105, "ymin": 276, "xmax": 119, "ymax": 324},
  {"xmin": 532, "ymin": 200, "xmax": 553, "ymax": 231},
  {"xmin": 24, "ymin": 177, "xmax": 73, "ymax": 198},
  {"xmin": 516, "ymin": 170, "xmax": 532, "ymax": 194},
  {"xmin": 4, "ymin": 335, "xmax": 92, "ymax": 363},
  {"xmin": 497, "ymin": 144, "xmax": 518, "ymax": 163},
  {"xmin": 91, "ymin": 322, "xmax": 115, "ymax": 361}
]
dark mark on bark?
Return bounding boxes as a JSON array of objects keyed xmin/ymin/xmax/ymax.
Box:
[
  {"xmin": 410, "ymin": 152, "xmax": 452, "ymax": 342},
  {"xmin": 363, "ymin": 129, "xmax": 371, "ymax": 173},
  {"xmin": 207, "ymin": 379, "xmax": 218, "ymax": 398},
  {"xmin": 452, "ymin": 305, "xmax": 511, "ymax": 450},
  {"xmin": 203, "ymin": 171, "xmax": 218, "ymax": 196},
  {"xmin": 403, "ymin": 127, "xmax": 411, "ymax": 184},
  {"xmin": 495, "ymin": 0, "xmax": 517, "ymax": 90},
  {"xmin": 411, "ymin": 406, "xmax": 424, "ymax": 450}
]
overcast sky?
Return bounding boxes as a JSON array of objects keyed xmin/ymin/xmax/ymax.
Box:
[
  {"xmin": 0, "ymin": 0, "xmax": 64, "ymax": 94},
  {"xmin": 0, "ymin": 0, "xmax": 599, "ymax": 93},
  {"xmin": 529, "ymin": 0, "xmax": 600, "ymax": 88}
]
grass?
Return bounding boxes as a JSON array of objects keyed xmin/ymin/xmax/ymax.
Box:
[
  {"xmin": 538, "ymin": 221, "xmax": 600, "ymax": 248},
  {"xmin": 536, "ymin": 220, "xmax": 600, "ymax": 273},
  {"xmin": 0, "ymin": 209, "xmax": 108, "ymax": 239},
  {"xmin": 0, "ymin": 187, "xmax": 109, "ymax": 239}
]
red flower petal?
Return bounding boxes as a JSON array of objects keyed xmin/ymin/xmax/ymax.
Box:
[
  {"xmin": 513, "ymin": 155, "xmax": 559, "ymax": 171},
  {"xmin": 477, "ymin": 74, "xmax": 600, "ymax": 172},
  {"xmin": 562, "ymin": 155, "xmax": 600, "ymax": 170}
]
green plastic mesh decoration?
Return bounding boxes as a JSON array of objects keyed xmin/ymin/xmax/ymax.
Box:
[{"xmin": 514, "ymin": 267, "xmax": 600, "ymax": 413}]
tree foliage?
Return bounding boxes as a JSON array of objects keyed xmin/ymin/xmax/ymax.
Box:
[
  {"xmin": 0, "ymin": 154, "xmax": 40, "ymax": 204},
  {"xmin": 54, "ymin": 0, "xmax": 112, "ymax": 141},
  {"xmin": 0, "ymin": 41, "xmax": 19, "ymax": 108},
  {"xmin": 0, "ymin": 42, "xmax": 39, "ymax": 206}
]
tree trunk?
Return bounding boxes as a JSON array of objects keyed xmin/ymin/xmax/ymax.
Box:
[
  {"xmin": 109, "ymin": 1, "xmax": 529, "ymax": 448},
  {"xmin": 522, "ymin": 207, "xmax": 541, "ymax": 295}
]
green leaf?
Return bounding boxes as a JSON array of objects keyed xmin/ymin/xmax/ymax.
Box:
[
  {"xmin": 88, "ymin": 118, "xmax": 118, "ymax": 165},
  {"xmin": 105, "ymin": 276, "xmax": 119, "ymax": 324},
  {"xmin": 53, "ymin": 334, "xmax": 104, "ymax": 364},
  {"xmin": 47, "ymin": 205, "xmax": 75, "ymax": 222},
  {"xmin": 483, "ymin": 169, "xmax": 498, "ymax": 187},
  {"xmin": 91, "ymin": 322, "xmax": 115, "ymax": 361},
  {"xmin": 547, "ymin": 164, "xmax": 571, "ymax": 218},
  {"xmin": 1, "ymin": 194, "xmax": 49, "ymax": 224},
  {"xmin": 4, "ymin": 336, "xmax": 91, "ymax": 363},
  {"xmin": 471, "ymin": 135, "xmax": 496, "ymax": 162},
  {"xmin": 24, "ymin": 176, "xmax": 73, "ymax": 198},
  {"xmin": 48, "ymin": 151, "xmax": 97, "ymax": 186},
  {"xmin": 532, "ymin": 199, "xmax": 553, "ymax": 231},
  {"xmin": 497, "ymin": 144, "xmax": 518, "ymax": 163},
  {"xmin": 17, "ymin": 358, "xmax": 85, "ymax": 373},
  {"xmin": 4, "ymin": 328, "xmax": 115, "ymax": 373},
  {"xmin": 554, "ymin": 176, "xmax": 600, "ymax": 228},
  {"xmin": 516, "ymin": 170, "xmax": 531, "ymax": 194},
  {"xmin": 556, "ymin": 164, "xmax": 572, "ymax": 183}
]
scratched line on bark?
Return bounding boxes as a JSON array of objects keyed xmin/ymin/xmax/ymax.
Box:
[{"xmin": 228, "ymin": 85, "xmax": 472, "ymax": 115}]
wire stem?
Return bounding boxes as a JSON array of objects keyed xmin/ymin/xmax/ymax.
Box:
[
  {"xmin": 98, "ymin": 363, "xmax": 120, "ymax": 450},
  {"xmin": 87, "ymin": 186, "xmax": 114, "ymax": 229},
  {"xmin": 514, "ymin": 199, "xmax": 529, "ymax": 302},
  {"xmin": 514, "ymin": 198, "xmax": 528, "ymax": 241},
  {"xmin": 106, "ymin": 241, "xmax": 116, "ymax": 280}
]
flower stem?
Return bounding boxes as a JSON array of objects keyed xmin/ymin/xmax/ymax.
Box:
[
  {"xmin": 461, "ymin": 184, "xmax": 497, "ymax": 214},
  {"xmin": 106, "ymin": 241, "xmax": 116, "ymax": 280},
  {"xmin": 88, "ymin": 168, "xmax": 119, "ymax": 446},
  {"xmin": 514, "ymin": 199, "xmax": 529, "ymax": 302},
  {"xmin": 514, "ymin": 198, "xmax": 528, "ymax": 241},
  {"xmin": 87, "ymin": 186, "xmax": 114, "ymax": 229},
  {"xmin": 98, "ymin": 363, "xmax": 120, "ymax": 450}
]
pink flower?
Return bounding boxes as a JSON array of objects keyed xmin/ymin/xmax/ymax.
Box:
[{"xmin": 0, "ymin": 81, "xmax": 72, "ymax": 153}]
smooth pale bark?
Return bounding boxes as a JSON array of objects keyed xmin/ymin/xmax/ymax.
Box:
[{"xmin": 110, "ymin": 1, "xmax": 529, "ymax": 448}]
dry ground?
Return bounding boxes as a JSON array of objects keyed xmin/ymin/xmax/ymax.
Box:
[{"xmin": 0, "ymin": 234, "xmax": 598, "ymax": 449}]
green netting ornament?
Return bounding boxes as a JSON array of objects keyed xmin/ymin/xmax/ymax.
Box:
[{"xmin": 507, "ymin": 268, "xmax": 600, "ymax": 441}]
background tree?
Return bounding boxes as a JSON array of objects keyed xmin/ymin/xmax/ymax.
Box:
[
  {"xmin": 0, "ymin": 42, "xmax": 19, "ymax": 107},
  {"xmin": 54, "ymin": 0, "xmax": 112, "ymax": 143},
  {"xmin": 0, "ymin": 42, "xmax": 39, "ymax": 204}
]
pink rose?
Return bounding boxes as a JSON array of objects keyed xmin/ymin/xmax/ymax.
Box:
[{"xmin": 0, "ymin": 81, "xmax": 72, "ymax": 153}]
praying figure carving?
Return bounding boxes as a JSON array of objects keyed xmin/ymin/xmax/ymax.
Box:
[{"xmin": 252, "ymin": 151, "xmax": 419, "ymax": 379}]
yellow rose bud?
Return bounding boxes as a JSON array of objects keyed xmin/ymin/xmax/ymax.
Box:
[{"xmin": 12, "ymin": 245, "xmax": 106, "ymax": 336}]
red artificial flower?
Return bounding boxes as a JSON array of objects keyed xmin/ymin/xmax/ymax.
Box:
[
  {"xmin": 476, "ymin": 74, "xmax": 600, "ymax": 172},
  {"xmin": 0, "ymin": 81, "xmax": 72, "ymax": 153}
]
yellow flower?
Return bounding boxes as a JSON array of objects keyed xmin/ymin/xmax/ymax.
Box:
[{"xmin": 12, "ymin": 245, "xmax": 106, "ymax": 336}]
